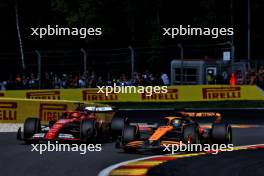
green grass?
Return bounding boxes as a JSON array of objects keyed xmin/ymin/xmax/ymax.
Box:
[{"xmin": 102, "ymin": 101, "xmax": 264, "ymax": 109}]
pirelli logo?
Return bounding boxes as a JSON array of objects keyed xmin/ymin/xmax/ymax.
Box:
[
  {"xmin": 0, "ymin": 93, "xmax": 4, "ymax": 97},
  {"xmin": 141, "ymin": 89, "xmax": 178, "ymax": 100},
  {"xmin": 0, "ymin": 102, "xmax": 17, "ymax": 121},
  {"xmin": 26, "ymin": 91, "xmax": 61, "ymax": 100},
  {"xmin": 203, "ymin": 87, "xmax": 241, "ymax": 99},
  {"xmin": 39, "ymin": 104, "xmax": 67, "ymax": 121},
  {"xmin": 83, "ymin": 90, "xmax": 118, "ymax": 101}
]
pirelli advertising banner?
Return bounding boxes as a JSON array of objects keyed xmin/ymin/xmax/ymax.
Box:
[
  {"xmin": 0, "ymin": 85, "xmax": 264, "ymax": 103},
  {"xmin": 0, "ymin": 98, "xmax": 114, "ymax": 123}
]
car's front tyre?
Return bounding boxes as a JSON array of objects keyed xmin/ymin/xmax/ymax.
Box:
[
  {"xmin": 122, "ymin": 125, "xmax": 138, "ymax": 153},
  {"xmin": 211, "ymin": 123, "xmax": 232, "ymax": 144},
  {"xmin": 183, "ymin": 124, "xmax": 200, "ymax": 144},
  {"xmin": 23, "ymin": 117, "xmax": 41, "ymax": 142}
]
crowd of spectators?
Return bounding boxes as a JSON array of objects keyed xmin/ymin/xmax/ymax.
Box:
[
  {"xmin": 0, "ymin": 71, "xmax": 170, "ymax": 90},
  {"xmin": 1, "ymin": 66, "xmax": 264, "ymax": 90},
  {"xmin": 207, "ymin": 66, "xmax": 264, "ymax": 89}
]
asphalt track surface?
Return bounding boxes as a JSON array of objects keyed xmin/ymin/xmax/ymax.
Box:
[
  {"xmin": 0, "ymin": 110, "xmax": 264, "ymax": 176},
  {"xmin": 147, "ymin": 149, "xmax": 264, "ymax": 176}
]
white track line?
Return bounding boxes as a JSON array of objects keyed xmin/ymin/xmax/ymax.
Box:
[
  {"xmin": 185, "ymin": 108, "xmax": 264, "ymax": 111},
  {"xmin": 119, "ymin": 108, "xmax": 175, "ymax": 111},
  {"xmin": 120, "ymin": 108, "xmax": 264, "ymax": 111},
  {"xmin": 0, "ymin": 123, "xmax": 23, "ymax": 132}
]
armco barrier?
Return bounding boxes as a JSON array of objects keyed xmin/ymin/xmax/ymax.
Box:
[
  {"xmin": 0, "ymin": 98, "xmax": 114, "ymax": 123},
  {"xmin": 0, "ymin": 85, "xmax": 264, "ymax": 102}
]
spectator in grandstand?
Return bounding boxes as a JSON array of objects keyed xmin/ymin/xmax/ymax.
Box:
[
  {"xmin": 229, "ymin": 73, "xmax": 237, "ymax": 86},
  {"xmin": 149, "ymin": 73, "xmax": 162, "ymax": 86},
  {"xmin": 161, "ymin": 71, "xmax": 170, "ymax": 85},
  {"xmin": 61, "ymin": 74, "xmax": 68, "ymax": 88},
  {"xmin": 206, "ymin": 71, "xmax": 215, "ymax": 84},
  {"xmin": 248, "ymin": 69, "xmax": 257, "ymax": 85},
  {"xmin": 236, "ymin": 71, "xmax": 245, "ymax": 85},
  {"xmin": 258, "ymin": 66, "xmax": 264, "ymax": 75},
  {"xmin": 21, "ymin": 75, "xmax": 28, "ymax": 89},
  {"xmin": 28, "ymin": 73, "xmax": 39, "ymax": 89},
  {"xmin": 87, "ymin": 72, "xmax": 97, "ymax": 88},
  {"xmin": 43, "ymin": 72, "xmax": 53, "ymax": 89},
  {"xmin": 257, "ymin": 66, "xmax": 264, "ymax": 89},
  {"xmin": 244, "ymin": 71, "xmax": 250, "ymax": 84},
  {"xmin": 141, "ymin": 70, "xmax": 151, "ymax": 85},
  {"xmin": 221, "ymin": 71, "xmax": 228, "ymax": 84},
  {"xmin": 14, "ymin": 75, "xmax": 23, "ymax": 89},
  {"xmin": 78, "ymin": 76, "xmax": 86, "ymax": 88},
  {"xmin": 117, "ymin": 74, "xmax": 131, "ymax": 86},
  {"xmin": 96, "ymin": 76, "xmax": 105, "ymax": 86},
  {"xmin": 134, "ymin": 72, "xmax": 144, "ymax": 86},
  {"xmin": 52, "ymin": 74, "xmax": 62, "ymax": 89},
  {"xmin": 0, "ymin": 81, "xmax": 7, "ymax": 90},
  {"xmin": 142, "ymin": 70, "xmax": 149, "ymax": 80},
  {"xmin": 9, "ymin": 66, "xmax": 264, "ymax": 90},
  {"xmin": 67, "ymin": 75, "xmax": 77, "ymax": 88}
]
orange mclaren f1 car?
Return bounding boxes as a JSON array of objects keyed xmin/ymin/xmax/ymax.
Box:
[{"xmin": 115, "ymin": 112, "xmax": 232, "ymax": 152}]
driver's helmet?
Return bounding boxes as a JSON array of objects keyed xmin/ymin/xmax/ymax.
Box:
[
  {"xmin": 71, "ymin": 112, "xmax": 80, "ymax": 118},
  {"xmin": 171, "ymin": 118, "xmax": 182, "ymax": 127}
]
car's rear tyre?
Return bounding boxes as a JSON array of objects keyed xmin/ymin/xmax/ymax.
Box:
[
  {"xmin": 111, "ymin": 116, "xmax": 129, "ymax": 138},
  {"xmin": 122, "ymin": 125, "xmax": 137, "ymax": 153},
  {"xmin": 24, "ymin": 118, "xmax": 41, "ymax": 140},
  {"xmin": 122, "ymin": 125, "xmax": 137, "ymax": 143},
  {"xmin": 183, "ymin": 125, "xmax": 199, "ymax": 144},
  {"xmin": 80, "ymin": 119, "xmax": 96, "ymax": 143},
  {"xmin": 211, "ymin": 123, "xmax": 232, "ymax": 144}
]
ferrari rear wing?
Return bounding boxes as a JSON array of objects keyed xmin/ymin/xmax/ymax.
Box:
[
  {"xmin": 84, "ymin": 106, "xmax": 115, "ymax": 112},
  {"xmin": 74, "ymin": 102, "xmax": 115, "ymax": 113}
]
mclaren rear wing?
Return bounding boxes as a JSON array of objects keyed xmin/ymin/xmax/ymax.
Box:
[
  {"xmin": 179, "ymin": 111, "xmax": 222, "ymax": 123},
  {"xmin": 180, "ymin": 112, "xmax": 221, "ymax": 118},
  {"xmin": 129, "ymin": 122, "xmax": 159, "ymax": 128}
]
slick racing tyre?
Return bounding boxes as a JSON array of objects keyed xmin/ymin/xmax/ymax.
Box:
[
  {"xmin": 111, "ymin": 116, "xmax": 129, "ymax": 137},
  {"xmin": 183, "ymin": 124, "xmax": 199, "ymax": 144},
  {"xmin": 122, "ymin": 125, "xmax": 137, "ymax": 143},
  {"xmin": 80, "ymin": 119, "xmax": 96, "ymax": 142},
  {"xmin": 23, "ymin": 117, "xmax": 41, "ymax": 140},
  {"xmin": 122, "ymin": 125, "xmax": 138, "ymax": 153},
  {"xmin": 211, "ymin": 123, "xmax": 232, "ymax": 144}
]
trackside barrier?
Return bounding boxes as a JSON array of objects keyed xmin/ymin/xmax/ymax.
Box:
[
  {"xmin": 0, "ymin": 85, "xmax": 264, "ymax": 102},
  {"xmin": 0, "ymin": 98, "xmax": 114, "ymax": 123}
]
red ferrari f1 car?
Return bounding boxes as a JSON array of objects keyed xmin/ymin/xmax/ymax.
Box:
[
  {"xmin": 116, "ymin": 111, "xmax": 232, "ymax": 152},
  {"xmin": 17, "ymin": 104, "xmax": 127, "ymax": 143}
]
